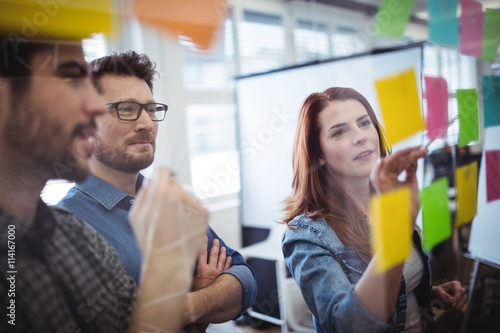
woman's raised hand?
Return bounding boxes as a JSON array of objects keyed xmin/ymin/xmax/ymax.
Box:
[{"xmin": 370, "ymin": 146, "xmax": 428, "ymax": 223}]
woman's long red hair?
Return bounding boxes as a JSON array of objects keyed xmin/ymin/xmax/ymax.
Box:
[{"xmin": 282, "ymin": 87, "xmax": 391, "ymax": 262}]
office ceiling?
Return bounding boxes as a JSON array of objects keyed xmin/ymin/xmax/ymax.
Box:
[
  {"xmin": 290, "ymin": 0, "xmax": 500, "ymax": 26},
  {"xmin": 288, "ymin": 0, "xmax": 426, "ymax": 25}
]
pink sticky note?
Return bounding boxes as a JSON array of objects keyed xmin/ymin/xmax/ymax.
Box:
[
  {"xmin": 424, "ymin": 76, "xmax": 449, "ymax": 139},
  {"xmin": 459, "ymin": 0, "xmax": 484, "ymax": 57},
  {"xmin": 486, "ymin": 150, "xmax": 500, "ymax": 203}
]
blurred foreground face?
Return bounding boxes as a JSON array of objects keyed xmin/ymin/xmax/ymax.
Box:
[
  {"xmin": 4, "ymin": 42, "xmax": 106, "ymax": 181},
  {"xmin": 91, "ymin": 74, "xmax": 158, "ymax": 173},
  {"xmin": 317, "ymin": 99, "xmax": 380, "ymax": 182}
]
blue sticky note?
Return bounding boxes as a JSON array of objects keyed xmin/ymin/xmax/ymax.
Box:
[
  {"xmin": 428, "ymin": 0, "xmax": 459, "ymax": 46},
  {"xmin": 482, "ymin": 76, "xmax": 500, "ymax": 128}
]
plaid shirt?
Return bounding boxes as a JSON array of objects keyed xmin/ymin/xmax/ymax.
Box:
[{"xmin": 0, "ymin": 201, "xmax": 137, "ymax": 332}]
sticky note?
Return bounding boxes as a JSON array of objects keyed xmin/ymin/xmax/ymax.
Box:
[
  {"xmin": 482, "ymin": 76, "xmax": 500, "ymax": 128},
  {"xmin": 374, "ymin": 0, "xmax": 415, "ymax": 38},
  {"xmin": 421, "ymin": 177, "xmax": 452, "ymax": 251},
  {"xmin": 0, "ymin": 0, "xmax": 114, "ymax": 40},
  {"xmin": 486, "ymin": 150, "xmax": 500, "ymax": 203},
  {"xmin": 133, "ymin": 0, "xmax": 227, "ymax": 50},
  {"xmin": 455, "ymin": 161, "xmax": 478, "ymax": 227},
  {"xmin": 369, "ymin": 187, "xmax": 412, "ymax": 273},
  {"xmin": 481, "ymin": 8, "xmax": 500, "ymax": 61},
  {"xmin": 428, "ymin": 0, "xmax": 459, "ymax": 47},
  {"xmin": 459, "ymin": 0, "xmax": 484, "ymax": 57},
  {"xmin": 424, "ymin": 76, "xmax": 449, "ymax": 140},
  {"xmin": 375, "ymin": 68, "xmax": 425, "ymax": 146},
  {"xmin": 457, "ymin": 89, "xmax": 479, "ymax": 147}
]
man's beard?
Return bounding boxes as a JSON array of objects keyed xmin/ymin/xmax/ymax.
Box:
[{"xmin": 93, "ymin": 140, "xmax": 155, "ymax": 174}]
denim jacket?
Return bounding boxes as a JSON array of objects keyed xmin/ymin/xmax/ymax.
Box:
[{"xmin": 282, "ymin": 214, "xmax": 436, "ymax": 333}]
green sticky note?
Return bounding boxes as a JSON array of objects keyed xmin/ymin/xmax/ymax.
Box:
[
  {"xmin": 374, "ymin": 0, "xmax": 415, "ymax": 38},
  {"xmin": 482, "ymin": 8, "xmax": 500, "ymax": 61},
  {"xmin": 482, "ymin": 76, "xmax": 500, "ymax": 128},
  {"xmin": 457, "ymin": 89, "xmax": 479, "ymax": 147},
  {"xmin": 422, "ymin": 177, "xmax": 452, "ymax": 251}
]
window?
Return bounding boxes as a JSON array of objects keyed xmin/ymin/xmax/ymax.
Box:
[
  {"xmin": 182, "ymin": 18, "xmax": 240, "ymax": 202},
  {"xmin": 183, "ymin": 19, "xmax": 235, "ymax": 90},
  {"xmin": 187, "ymin": 104, "xmax": 237, "ymax": 155},
  {"xmin": 294, "ymin": 19, "xmax": 330, "ymax": 63},
  {"xmin": 422, "ymin": 44, "xmax": 477, "ymax": 144},
  {"xmin": 82, "ymin": 33, "xmax": 108, "ymax": 62},
  {"xmin": 238, "ymin": 10, "xmax": 286, "ymax": 75},
  {"xmin": 331, "ymin": 25, "xmax": 368, "ymax": 57},
  {"xmin": 187, "ymin": 104, "xmax": 240, "ymax": 200}
]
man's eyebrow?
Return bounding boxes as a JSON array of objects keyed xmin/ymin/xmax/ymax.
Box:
[
  {"xmin": 120, "ymin": 98, "xmax": 157, "ymax": 104},
  {"xmin": 56, "ymin": 60, "xmax": 89, "ymax": 75},
  {"xmin": 327, "ymin": 115, "xmax": 370, "ymax": 132}
]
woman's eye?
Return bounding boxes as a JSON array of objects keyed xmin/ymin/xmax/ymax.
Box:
[
  {"xmin": 359, "ymin": 120, "xmax": 371, "ymax": 127},
  {"xmin": 333, "ymin": 129, "xmax": 347, "ymax": 137}
]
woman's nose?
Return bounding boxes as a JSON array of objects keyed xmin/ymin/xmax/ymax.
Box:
[{"xmin": 353, "ymin": 129, "xmax": 367, "ymax": 145}]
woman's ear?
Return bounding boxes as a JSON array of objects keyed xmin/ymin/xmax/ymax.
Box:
[{"xmin": 319, "ymin": 156, "xmax": 325, "ymax": 166}]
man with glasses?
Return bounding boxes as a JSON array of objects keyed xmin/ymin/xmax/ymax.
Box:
[{"xmin": 58, "ymin": 51, "xmax": 256, "ymax": 331}]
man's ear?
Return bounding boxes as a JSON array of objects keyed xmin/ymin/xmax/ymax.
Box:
[{"xmin": 0, "ymin": 79, "xmax": 9, "ymax": 125}]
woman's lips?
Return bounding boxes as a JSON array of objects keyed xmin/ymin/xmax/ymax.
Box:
[{"xmin": 354, "ymin": 149, "xmax": 374, "ymax": 160}]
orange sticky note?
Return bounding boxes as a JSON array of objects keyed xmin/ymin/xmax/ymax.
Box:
[
  {"xmin": 369, "ymin": 187, "xmax": 412, "ymax": 273},
  {"xmin": 133, "ymin": 0, "xmax": 227, "ymax": 50},
  {"xmin": 455, "ymin": 161, "xmax": 478, "ymax": 227},
  {"xmin": 0, "ymin": 0, "xmax": 114, "ymax": 40},
  {"xmin": 375, "ymin": 68, "xmax": 425, "ymax": 145}
]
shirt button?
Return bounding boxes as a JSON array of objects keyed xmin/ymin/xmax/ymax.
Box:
[{"xmin": 130, "ymin": 199, "xmax": 135, "ymax": 205}]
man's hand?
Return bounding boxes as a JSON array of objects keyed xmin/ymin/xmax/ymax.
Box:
[
  {"xmin": 432, "ymin": 281, "xmax": 468, "ymax": 313},
  {"xmin": 185, "ymin": 237, "xmax": 232, "ymax": 332},
  {"xmin": 127, "ymin": 166, "xmax": 208, "ymax": 333},
  {"xmin": 192, "ymin": 237, "xmax": 232, "ymax": 291},
  {"xmin": 130, "ymin": 167, "xmax": 208, "ymax": 277}
]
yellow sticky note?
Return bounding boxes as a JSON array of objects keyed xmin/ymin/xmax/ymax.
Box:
[
  {"xmin": 375, "ymin": 68, "xmax": 425, "ymax": 146},
  {"xmin": 455, "ymin": 161, "xmax": 478, "ymax": 227},
  {"xmin": 369, "ymin": 187, "xmax": 412, "ymax": 273},
  {"xmin": 0, "ymin": 0, "xmax": 114, "ymax": 40}
]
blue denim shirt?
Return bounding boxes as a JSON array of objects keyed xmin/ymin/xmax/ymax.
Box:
[
  {"xmin": 58, "ymin": 174, "xmax": 257, "ymax": 318},
  {"xmin": 282, "ymin": 214, "xmax": 435, "ymax": 333}
]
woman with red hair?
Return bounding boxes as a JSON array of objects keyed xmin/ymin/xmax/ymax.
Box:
[{"xmin": 282, "ymin": 87, "xmax": 467, "ymax": 333}]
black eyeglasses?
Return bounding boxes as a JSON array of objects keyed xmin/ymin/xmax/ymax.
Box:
[{"xmin": 106, "ymin": 101, "xmax": 168, "ymax": 122}]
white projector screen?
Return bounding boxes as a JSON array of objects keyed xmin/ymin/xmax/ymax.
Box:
[
  {"xmin": 236, "ymin": 43, "xmax": 423, "ymax": 228},
  {"xmin": 468, "ymin": 126, "xmax": 500, "ymax": 267}
]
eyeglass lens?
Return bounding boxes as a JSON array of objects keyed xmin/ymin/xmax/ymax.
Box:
[{"xmin": 116, "ymin": 102, "xmax": 167, "ymax": 121}]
